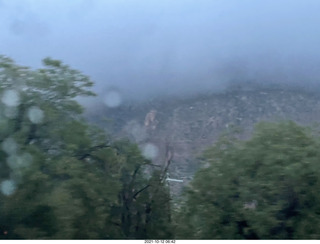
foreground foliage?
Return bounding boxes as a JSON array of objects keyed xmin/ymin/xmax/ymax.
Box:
[
  {"xmin": 176, "ymin": 121, "xmax": 320, "ymax": 239},
  {"xmin": 0, "ymin": 55, "xmax": 172, "ymax": 239}
]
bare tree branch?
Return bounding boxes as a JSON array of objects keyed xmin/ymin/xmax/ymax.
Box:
[{"xmin": 133, "ymin": 185, "xmax": 150, "ymax": 199}]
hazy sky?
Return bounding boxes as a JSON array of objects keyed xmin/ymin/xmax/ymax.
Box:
[{"xmin": 1, "ymin": 0, "xmax": 320, "ymax": 101}]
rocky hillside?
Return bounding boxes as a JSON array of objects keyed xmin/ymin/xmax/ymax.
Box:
[{"xmin": 85, "ymin": 84, "xmax": 320, "ymax": 195}]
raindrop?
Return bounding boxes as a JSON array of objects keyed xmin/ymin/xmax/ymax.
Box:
[
  {"xmin": 142, "ymin": 143, "xmax": 158, "ymax": 160},
  {"xmin": 6, "ymin": 152, "xmax": 32, "ymax": 170},
  {"xmin": 125, "ymin": 120, "xmax": 147, "ymax": 143},
  {"xmin": 1, "ymin": 137, "xmax": 18, "ymax": 155},
  {"xmin": 1, "ymin": 89, "xmax": 20, "ymax": 107},
  {"xmin": 103, "ymin": 90, "xmax": 122, "ymax": 108},
  {"xmin": 20, "ymin": 152, "xmax": 33, "ymax": 167},
  {"xmin": 27, "ymin": 106, "xmax": 44, "ymax": 124},
  {"xmin": 0, "ymin": 179, "xmax": 16, "ymax": 196}
]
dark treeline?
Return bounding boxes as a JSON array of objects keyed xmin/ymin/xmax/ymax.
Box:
[{"xmin": 1, "ymin": 56, "xmax": 320, "ymax": 239}]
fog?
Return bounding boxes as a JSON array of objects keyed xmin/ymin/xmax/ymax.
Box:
[{"xmin": 1, "ymin": 0, "xmax": 320, "ymax": 102}]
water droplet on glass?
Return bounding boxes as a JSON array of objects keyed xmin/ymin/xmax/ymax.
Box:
[
  {"xmin": 1, "ymin": 179, "xmax": 16, "ymax": 196},
  {"xmin": 27, "ymin": 106, "xmax": 44, "ymax": 124},
  {"xmin": 103, "ymin": 90, "xmax": 122, "ymax": 108},
  {"xmin": 125, "ymin": 120, "xmax": 147, "ymax": 143},
  {"xmin": 1, "ymin": 137, "xmax": 18, "ymax": 155},
  {"xmin": 6, "ymin": 152, "xmax": 32, "ymax": 170},
  {"xmin": 142, "ymin": 143, "xmax": 158, "ymax": 160},
  {"xmin": 20, "ymin": 152, "xmax": 33, "ymax": 166},
  {"xmin": 1, "ymin": 90, "xmax": 20, "ymax": 107}
]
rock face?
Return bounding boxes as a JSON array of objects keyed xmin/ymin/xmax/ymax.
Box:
[{"xmin": 86, "ymin": 85, "xmax": 320, "ymax": 195}]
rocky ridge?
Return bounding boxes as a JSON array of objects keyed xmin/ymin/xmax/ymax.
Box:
[{"xmin": 86, "ymin": 84, "xmax": 320, "ymax": 195}]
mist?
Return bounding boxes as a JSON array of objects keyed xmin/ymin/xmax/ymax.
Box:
[{"xmin": 1, "ymin": 0, "xmax": 320, "ymax": 102}]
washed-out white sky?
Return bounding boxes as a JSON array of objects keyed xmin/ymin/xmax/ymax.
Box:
[{"xmin": 1, "ymin": 0, "xmax": 320, "ymax": 101}]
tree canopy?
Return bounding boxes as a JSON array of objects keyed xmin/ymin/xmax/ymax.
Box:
[
  {"xmin": 0, "ymin": 55, "xmax": 172, "ymax": 239},
  {"xmin": 175, "ymin": 121, "xmax": 320, "ymax": 239}
]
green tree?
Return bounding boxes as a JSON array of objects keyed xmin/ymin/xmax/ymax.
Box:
[
  {"xmin": 176, "ymin": 121, "xmax": 320, "ymax": 239},
  {"xmin": 109, "ymin": 140, "xmax": 173, "ymax": 239},
  {"xmin": 0, "ymin": 55, "xmax": 172, "ymax": 239}
]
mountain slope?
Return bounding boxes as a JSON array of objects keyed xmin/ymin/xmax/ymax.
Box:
[{"xmin": 86, "ymin": 85, "xmax": 320, "ymax": 195}]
